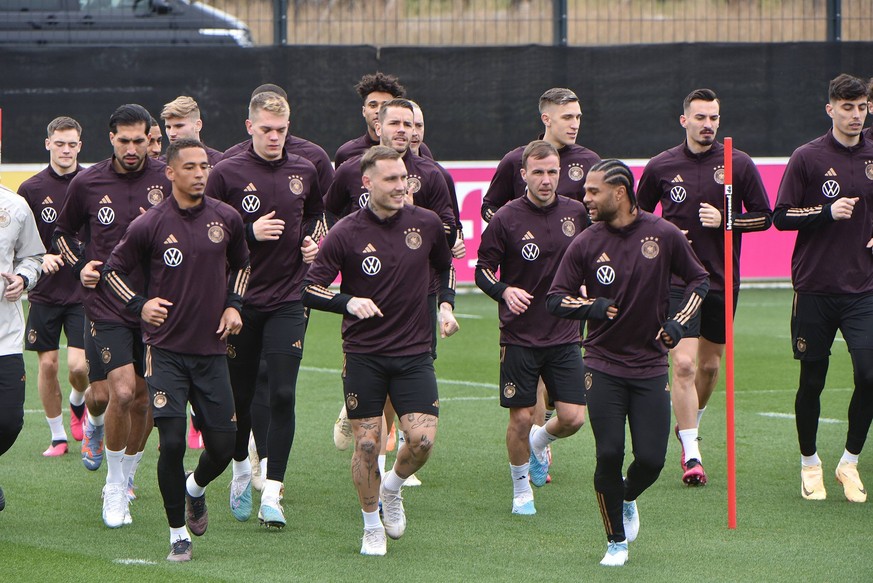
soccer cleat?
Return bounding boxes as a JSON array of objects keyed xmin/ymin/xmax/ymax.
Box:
[
  {"xmin": 102, "ymin": 483, "xmax": 129, "ymax": 528},
  {"xmin": 404, "ymin": 473, "xmax": 422, "ymax": 487},
  {"xmin": 600, "ymin": 541, "xmax": 629, "ymax": 567},
  {"xmin": 167, "ymin": 537, "xmax": 192, "ymax": 562},
  {"xmin": 123, "ymin": 507, "xmax": 133, "ymax": 526},
  {"xmin": 360, "ymin": 527, "xmax": 387, "ymax": 556},
  {"xmin": 385, "ymin": 424, "xmax": 397, "ymax": 452},
  {"xmin": 546, "ymin": 444, "xmax": 553, "ymax": 484},
  {"xmin": 511, "ymin": 495, "xmax": 536, "ymax": 516},
  {"xmin": 70, "ymin": 406, "xmax": 85, "ymax": 442},
  {"xmin": 126, "ymin": 476, "xmax": 137, "ymax": 501},
  {"xmin": 379, "ymin": 485, "xmax": 406, "ymax": 539},
  {"xmin": 674, "ymin": 423, "xmax": 686, "ymax": 472},
  {"xmin": 622, "ymin": 500, "xmax": 639, "ymax": 542},
  {"xmin": 186, "ymin": 490, "xmax": 209, "ymax": 536},
  {"xmin": 682, "ymin": 458, "xmax": 707, "ymax": 486},
  {"xmin": 42, "ymin": 441, "xmax": 68, "ymax": 457},
  {"xmin": 528, "ymin": 425, "xmax": 550, "ymax": 488},
  {"xmin": 229, "ymin": 473, "xmax": 253, "ymax": 521},
  {"xmin": 81, "ymin": 420, "xmax": 104, "ymax": 471},
  {"xmin": 187, "ymin": 419, "xmax": 203, "ymax": 450},
  {"xmin": 258, "ymin": 496, "xmax": 286, "ymax": 529},
  {"xmin": 801, "ymin": 464, "xmax": 826, "ymax": 500},
  {"xmin": 333, "ymin": 405, "xmax": 353, "ymax": 451},
  {"xmin": 835, "ymin": 461, "xmax": 867, "ymax": 503},
  {"xmin": 0, "ymin": 485, "xmax": 5, "ymax": 511},
  {"xmin": 248, "ymin": 433, "xmax": 264, "ymax": 492}
]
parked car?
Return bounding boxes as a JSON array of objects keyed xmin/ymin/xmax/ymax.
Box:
[{"xmin": 0, "ymin": 0, "xmax": 254, "ymax": 46}]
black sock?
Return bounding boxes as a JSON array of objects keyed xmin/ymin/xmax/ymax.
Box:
[
  {"xmin": 51, "ymin": 439, "xmax": 67, "ymax": 447},
  {"xmin": 70, "ymin": 402, "xmax": 86, "ymax": 418}
]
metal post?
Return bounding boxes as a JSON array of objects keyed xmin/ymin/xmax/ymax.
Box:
[
  {"xmin": 827, "ymin": 0, "xmax": 841, "ymax": 42},
  {"xmin": 274, "ymin": 0, "xmax": 288, "ymax": 46},
  {"xmin": 553, "ymin": 0, "xmax": 568, "ymax": 47}
]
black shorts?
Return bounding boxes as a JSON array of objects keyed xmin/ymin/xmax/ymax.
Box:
[
  {"xmin": 791, "ymin": 292, "xmax": 873, "ymax": 361},
  {"xmin": 428, "ymin": 293, "xmax": 438, "ymax": 361},
  {"xmin": 145, "ymin": 345, "xmax": 236, "ymax": 432},
  {"xmin": 227, "ymin": 301, "xmax": 308, "ymax": 364},
  {"xmin": 342, "ymin": 352, "xmax": 439, "ymax": 420},
  {"xmin": 668, "ymin": 287, "xmax": 739, "ymax": 345},
  {"xmin": 25, "ymin": 302, "xmax": 85, "ymax": 352},
  {"xmin": 85, "ymin": 318, "xmax": 144, "ymax": 382},
  {"xmin": 0, "ymin": 354, "xmax": 26, "ymax": 435},
  {"xmin": 499, "ymin": 344, "xmax": 586, "ymax": 408}
]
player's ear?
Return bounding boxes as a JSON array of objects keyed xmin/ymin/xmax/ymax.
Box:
[
  {"xmin": 679, "ymin": 114, "xmax": 687, "ymax": 128},
  {"xmin": 825, "ymin": 103, "xmax": 834, "ymax": 119},
  {"xmin": 165, "ymin": 164, "xmax": 174, "ymax": 182}
]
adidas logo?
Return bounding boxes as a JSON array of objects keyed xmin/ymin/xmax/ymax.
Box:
[
  {"xmin": 596, "ymin": 252, "xmax": 611, "ymax": 263},
  {"xmin": 522, "ymin": 231, "xmax": 535, "ymax": 241},
  {"xmin": 292, "ymin": 340, "xmax": 302, "ymax": 349},
  {"xmin": 825, "ymin": 168, "xmax": 837, "ymax": 177},
  {"xmin": 243, "ymin": 183, "xmax": 257, "ymax": 192},
  {"xmin": 42, "ymin": 196, "xmax": 54, "ymax": 205},
  {"xmin": 362, "ymin": 243, "xmax": 376, "ymax": 254},
  {"xmin": 163, "ymin": 234, "xmax": 178, "ymax": 244},
  {"xmin": 672, "ymin": 174, "xmax": 684, "ymax": 183},
  {"xmin": 99, "ymin": 195, "xmax": 112, "ymax": 204}
]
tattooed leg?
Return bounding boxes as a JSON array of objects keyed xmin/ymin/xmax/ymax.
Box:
[
  {"xmin": 394, "ymin": 413, "xmax": 438, "ymax": 478},
  {"xmin": 350, "ymin": 416, "xmax": 382, "ymax": 512}
]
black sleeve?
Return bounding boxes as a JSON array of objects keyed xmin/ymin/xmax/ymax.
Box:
[
  {"xmin": 301, "ymin": 280, "xmax": 354, "ymax": 315},
  {"xmin": 474, "ymin": 266, "xmax": 508, "ymax": 303},
  {"xmin": 102, "ymin": 267, "xmax": 148, "ymax": 317},
  {"xmin": 773, "ymin": 205, "xmax": 835, "ymax": 231},
  {"xmin": 545, "ymin": 294, "xmax": 615, "ymax": 321}
]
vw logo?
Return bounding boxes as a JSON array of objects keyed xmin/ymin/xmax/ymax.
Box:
[
  {"xmin": 41, "ymin": 207, "xmax": 58, "ymax": 223},
  {"xmin": 670, "ymin": 186, "xmax": 687, "ymax": 203},
  {"xmin": 361, "ymin": 255, "xmax": 381, "ymax": 276},
  {"xmin": 241, "ymin": 195, "xmax": 261, "ymax": 213},
  {"xmin": 97, "ymin": 207, "xmax": 115, "ymax": 225},
  {"xmin": 521, "ymin": 243, "xmax": 540, "ymax": 261},
  {"xmin": 358, "ymin": 191, "xmax": 370, "ymax": 209},
  {"xmin": 821, "ymin": 180, "xmax": 840, "ymax": 198},
  {"xmin": 163, "ymin": 247, "xmax": 183, "ymax": 267},
  {"xmin": 596, "ymin": 265, "xmax": 615, "ymax": 285}
]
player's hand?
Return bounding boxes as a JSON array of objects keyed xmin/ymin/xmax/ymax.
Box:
[
  {"xmin": 606, "ymin": 304, "xmax": 619, "ymax": 320},
  {"xmin": 141, "ymin": 297, "xmax": 173, "ymax": 327},
  {"xmin": 42, "ymin": 254, "xmax": 64, "ymax": 274},
  {"xmin": 680, "ymin": 229, "xmax": 692, "ymax": 244},
  {"xmin": 300, "ymin": 235, "xmax": 319, "ymax": 264},
  {"xmin": 253, "ymin": 210, "xmax": 285, "ymax": 241},
  {"xmin": 699, "ymin": 202, "xmax": 722, "ymax": 228},
  {"xmin": 451, "ymin": 238, "xmax": 466, "ymax": 259},
  {"xmin": 403, "ymin": 186, "xmax": 415, "ymax": 205},
  {"xmin": 2, "ymin": 273, "xmax": 25, "ymax": 302},
  {"xmin": 80, "ymin": 260, "xmax": 103, "ymax": 288},
  {"xmin": 830, "ymin": 197, "xmax": 858, "ymax": 221},
  {"xmin": 346, "ymin": 297, "xmax": 383, "ymax": 320},
  {"xmin": 866, "ymin": 238, "xmax": 873, "ymax": 252},
  {"xmin": 439, "ymin": 302, "xmax": 460, "ymax": 338},
  {"xmin": 502, "ymin": 286, "xmax": 533, "ymax": 315},
  {"xmin": 656, "ymin": 320, "xmax": 684, "ymax": 348},
  {"xmin": 216, "ymin": 307, "xmax": 242, "ymax": 340},
  {"xmin": 139, "ymin": 206, "xmax": 148, "ymax": 216}
]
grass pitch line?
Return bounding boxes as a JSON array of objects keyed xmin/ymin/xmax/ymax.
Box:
[
  {"xmin": 112, "ymin": 559, "xmax": 158, "ymax": 566},
  {"xmin": 759, "ymin": 412, "xmax": 843, "ymax": 424}
]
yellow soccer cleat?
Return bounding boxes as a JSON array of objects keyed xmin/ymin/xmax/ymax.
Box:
[
  {"xmin": 801, "ymin": 464, "xmax": 827, "ymax": 500},
  {"xmin": 835, "ymin": 461, "xmax": 867, "ymax": 503}
]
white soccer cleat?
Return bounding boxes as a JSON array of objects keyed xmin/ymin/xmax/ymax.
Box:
[
  {"xmin": 102, "ymin": 483, "xmax": 129, "ymax": 528},
  {"xmin": 404, "ymin": 473, "xmax": 422, "ymax": 487},
  {"xmin": 334, "ymin": 405, "xmax": 353, "ymax": 451},
  {"xmin": 600, "ymin": 541, "xmax": 629, "ymax": 567},
  {"xmin": 360, "ymin": 527, "xmax": 387, "ymax": 556},
  {"xmin": 622, "ymin": 499, "xmax": 639, "ymax": 542},
  {"xmin": 379, "ymin": 484, "xmax": 406, "ymax": 539}
]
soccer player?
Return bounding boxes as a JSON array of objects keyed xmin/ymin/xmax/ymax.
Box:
[
  {"xmin": 205, "ymin": 91, "xmax": 325, "ymax": 528},
  {"xmin": 302, "ymin": 145, "xmax": 459, "ymax": 556},
  {"xmin": 637, "ymin": 88, "xmax": 772, "ymax": 485},
  {"xmin": 475, "ymin": 140, "xmax": 588, "ymax": 515},
  {"xmin": 161, "ymin": 95, "xmax": 224, "ymax": 167},
  {"xmin": 480, "ymin": 87, "xmax": 600, "ymax": 221},
  {"xmin": 0, "ymin": 183, "xmax": 45, "ymax": 511},
  {"xmin": 18, "ymin": 116, "xmax": 90, "ymax": 456},
  {"xmin": 773, "ymin": 73, "xmax": 873, "ymax": 503},
  {"xmin": 547, "ymin": 159, "xmax": 708, "ymax": 566},
  {"xmin": 55, "ymin": 103, "xmax": 171, "ymax": 527},
  {"xmin": 148, "ymin": 117, "xmax": 163, "ymax": 160},
  {"xmin": 104, "ymin": 138, "xmax": 250, "ymax": 561},
  {"xmin": 333, "ymin": 72, "xmax": 432, "ymax": 169}
]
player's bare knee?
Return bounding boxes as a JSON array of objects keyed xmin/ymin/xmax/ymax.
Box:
[
  {"xmin": 38, "ymin": 357, "xmax": 60, "ymax": 378},
  {"xmin": 672, "ymin": 354, "xmax": 696, "ymax": 380}
]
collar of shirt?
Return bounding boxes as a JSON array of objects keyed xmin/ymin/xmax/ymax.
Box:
[
  {"xmin": 681, "ymin": 140, "xmax": 722, "ymax": 161},
  {"xmin": 47, "ymin": 164, "xmax": 82, "ymax": 182},
  {"xmin": 521, "ymin": 192, "xmax": 560, "ymax": 214},
  {"xmin": 167, "ymin": 193, "xmax": 206, "ymax": 218},
  {"xmin": 363, "ymin": 203, "xmax": 404, "ymax": 226},
  {"xmin": 246, "ymin": 143, "xmax": 288, "ymax": 168},
  {"xmin": 825, "ymin": 128, "xmax": 866, "ymax": 153}
]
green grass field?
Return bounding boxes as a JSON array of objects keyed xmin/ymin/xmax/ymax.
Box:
[{"xmin": 1, "ymin": 288, "xmax": 871, "ymax": 582}]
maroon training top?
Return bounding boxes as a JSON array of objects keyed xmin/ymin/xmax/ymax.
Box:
[
  {"xmin": 334, "ymin": 132, "xmax": 433, "ymax": 170},
  {"xmin": 225, "ymin": 134, "xmax": 335, "ymax": 197}
]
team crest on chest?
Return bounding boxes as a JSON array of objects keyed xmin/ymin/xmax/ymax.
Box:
[
  {"xmin": 289, "ymin": 175, "xmax": 304, "ymax": 195},
  {"xmin": 865, "ymin": 162, "xmax": 873, "ymax": 181},
  {"xmin": 207, "ymin": 221, "xmax": 225, "ymax": 243},
  {"xmin": 561, "ymin": 217, "xmax": 576, "ymax": 237},
  {"xmin": 713, "ymin": 165, "xmax": 725, "ymax": 185},
  {"xmin": 568, "ymin": 163, "xmax": 585, "ymax": 182},
  {"xmin": 147, "ymin": 185, "xmax": 164, "ymax": 206},
  {"xmin": 0, "ymin": 209, "xmax": 11, "ymax": 228},
  {"xmin": 404, "ymin": 228, "xmax": 422, "ymax": 250},
  {"xmin": 641, "ymin": 236, "xmax": 660, "ymax": 259},
  {"xmin": 821, "ymin": 180, "xmax": 840, "ymax": 198},
  {"xmin": 41, "ymin": 207, "xmax": 58, "ymax": 223},
  {"xmin": 407, "ymin": 175, "xmax": 422, "ymax": 193}
]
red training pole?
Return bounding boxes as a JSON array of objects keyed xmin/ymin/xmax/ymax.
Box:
[{"xmin": 723, "ymin": 137, "xmax": 737, "ymax": 529}]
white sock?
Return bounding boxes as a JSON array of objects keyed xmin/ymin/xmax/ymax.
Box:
[
  {"xmin": 87, "ymin": 411, "xmax": 104, "ymax": 427},
  {"xmin": 105, "ymin": 448, "xmax": 125, "ymax": 485},
  {"xmin": 232, "ymin": 458, "xmax": 251, "ymax": 478},
  {"xmin": 510, "ymin": 463, "xmax": 533, "ymax": 499},
  {"xmin": 259, "ymin": 457, "xmax": 267, "ymax": 478},
  {"xmin": 46, "ymin": 415, "xmax": 67, "ymax": 441},
  {"xmin": 262, "ymin": 479, "xmax": 282, "ymax": 501},
  {"xmin": 362, "ymin": 509, "xmax": 382, "ymax": 530},
  {"xmin": 170, "ymin": 526, "xmax": 191, "ymax": 543},
  {"xmin": 129, "ymin": 451, "xmax": 144, "ymax": 484},
  {"xmin": 841, "ymin": 449, "xmax": 860, "ymax": 465},
  {"xmin": 69, "ymin": 388, "xmax": 86, "ymax": 407},
  {"xmin": 382, "ymin": 468, "xmax": 405, "ymax": 492},
  {"xmin": 377, "ymin": 454, "xmax": 386, "ymax": 478},
  {"xmin": 530, "ymin": 425, "xmax": 558, "ymax": 455},
  {"xmin": 186, "ymin": 472, "xmax": 205, "ymax": 497},
  {"xmin": 801, "ymin": 453, "xmax": 822, "ymax": 467},
  {"xmin": 678, "ymin": 428, "xmax": 701, "ymax": 462},
  {"xmin": 696, "ymin": 407, "xmax": 706, "ymax": 427}
]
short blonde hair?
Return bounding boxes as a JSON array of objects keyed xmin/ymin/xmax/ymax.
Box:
[
  {"xmin": 249, "ymin": 91, "xmax": 289, "ymax": 119},
  {"xmin": 161, "ymin": 96, "xmax": 201, "ymax": 121}
]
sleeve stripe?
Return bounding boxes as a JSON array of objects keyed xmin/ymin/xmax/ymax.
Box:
[
  {"xmin": 104, "ymin": 271, "xmax": 136, "ymax": 302},
  {"xmin": 449, "ymin": 265, "xmax": 456, "ymax": 291},
  {"xmin": 785, "ymin": 206, "xmax": 823, "ymax": 217},
  {"xmin": 482, "ymin": 268, "xmax": 499, "ymax": 285},
  {"xmin": 305, "ymin": 284, "xmax": 336, "ymax": 300},
  {"xmin": 673, "ymin": 292, "xmax": 703, "ymax": 326},
  {"xmin": 560, "ymin": 296, "xmax": 595, "ymax": 309},
  {"xmin": 232, "ymin": 266, "xmax": 250, "ymax": 297},
  {"xmin": 56, "ymin": 236, "xmax": 79, "ymax": 264}
]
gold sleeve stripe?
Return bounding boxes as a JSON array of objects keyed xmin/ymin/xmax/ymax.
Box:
[
  {"xmin": 673, "ymin": 292, "xmax": 703, "ymax": 326},
  {"xmin": 596, "ymin": 491, "xmax": 613, "ymax": 534},
  {"xmin": 482, "ymin": 268, "xmax": 499, "ymax": 285},
  {"xmin": 785, "ymin": 206, "xmax": 823, "ymax": 217},
  {"xmin": 233, "ymin": 266, "xmax": 250, "ymax": 297},
  {"xmin": 560, "ymin": 296, "xmax": 595, "ymax": 309},
  {"xmin": 449, "ymin": 265, "xmax": 456, "ymax": 291},
  {"xmin": 56, "ymin": 236, "xmax": 79, "ymax": 264},
  {"xmin": 484, "ymin": 208, "xmax": 494, "ymax": 221},
  {"xmin": 734, "ymin": 217, "xmax": 768, "ymax": 228},
  {"xmin": 306, "ymin": 284, "xmax": 336, "ymax": 300},
  {"xmin": 104, "ymin": 271, "xmax": 136, "ymax": 302},
  {"xmin": 144, "ymin": 345, "xmax": 153, "ymax": 378}
]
